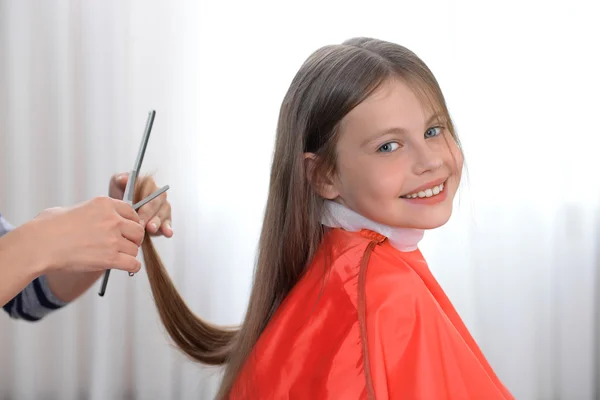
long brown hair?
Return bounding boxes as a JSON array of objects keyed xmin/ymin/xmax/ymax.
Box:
[{"xmin": 137, "ymin": 37, "xmax": 460, "ymax": 398}]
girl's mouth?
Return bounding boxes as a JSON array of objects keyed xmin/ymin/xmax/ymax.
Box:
[{"xmin": 400, "ymin": 181, "xmax": 445, "ymax": 199}]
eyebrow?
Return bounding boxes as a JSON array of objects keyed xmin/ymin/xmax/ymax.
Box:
[{"xmin": 361, "ymin": 114, "xmax": 445, "ymax": 147}]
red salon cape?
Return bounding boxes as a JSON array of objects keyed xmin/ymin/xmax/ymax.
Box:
[{"xmin": 230, "ymin": 228, "xmax": 514, "ymax": 399}]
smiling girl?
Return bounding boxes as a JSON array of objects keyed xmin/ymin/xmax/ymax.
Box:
[{"xmin": 138, "ymin": 37, "xmax": 514, "ymax": 399}]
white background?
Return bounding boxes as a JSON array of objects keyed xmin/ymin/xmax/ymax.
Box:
[{"xmin": 1, "ymin": 0, "xmax": 599, "ymax": 399}]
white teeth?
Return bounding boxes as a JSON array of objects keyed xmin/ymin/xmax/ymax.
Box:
[{"xmin": 402, "ymin": 182, "xmax": 445, "ymax": 199}]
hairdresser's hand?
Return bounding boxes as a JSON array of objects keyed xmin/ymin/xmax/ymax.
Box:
[
  {"xmin": 109, "ymin": 172, "xmax": 173, "ymax": 237},
  {"xmin": 32, "ymin": 197, "xmax": 145, "ymax": 275}
]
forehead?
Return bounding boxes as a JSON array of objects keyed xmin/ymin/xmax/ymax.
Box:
[{"xmin": 338, "ymin": 78, "xmax": 430, "ymax": 139}]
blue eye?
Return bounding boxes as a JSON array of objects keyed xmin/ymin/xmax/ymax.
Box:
[
  {"xmin": 425, "ymin": 126, "xmax": 442, "ymax": 138},
  {"xmin": 378, "ymin": 142, "xmax": 400, "ymax": 153}
]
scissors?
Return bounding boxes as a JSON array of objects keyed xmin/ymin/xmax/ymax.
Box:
[{"xmin": 98, "ymin": 110, "xmax": 170, "ymax": 297}]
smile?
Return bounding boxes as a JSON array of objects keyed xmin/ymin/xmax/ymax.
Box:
[{"xmin": 401, "ymin": 182, "xmax": 445, "ymax": 199}]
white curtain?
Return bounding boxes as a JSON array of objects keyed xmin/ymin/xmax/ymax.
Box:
[{"xmin": 0, "ymin": 0, "xmax": 598, "ymax": 399}]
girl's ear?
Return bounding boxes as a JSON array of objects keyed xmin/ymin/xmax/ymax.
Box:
[{"xmin": 304, "ymin": 153, "xmax": 339, "ymax": 200}]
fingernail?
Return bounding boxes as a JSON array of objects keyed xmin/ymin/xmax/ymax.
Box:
[
  {"xmin": 150, "ymin": 222, "xmax": 157, "ymax": 231},
  {"xmin": 140, "ymin": 220, "xmax": 145, "ymax": 227}
]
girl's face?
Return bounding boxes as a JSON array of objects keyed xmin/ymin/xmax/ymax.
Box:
[{"xmin": 319, "ymin": 78, "xmax": 463, "ymax": 230}]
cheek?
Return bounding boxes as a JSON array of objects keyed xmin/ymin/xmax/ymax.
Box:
[
  {"xmin": 450, "ymin": 145, "xmax": 464, "ymax": 173},
  {"xmin": 337, "ymin": 158, "xmax": 381, "ymax": 198},
  {"xmin": 365, "ymin": 159, "xmax": 409, "ymax": 198},
  {"xmin": 336, "ymin": 155, "xmax": 408, "ymax": 200},
  {"xmin": 336, "ymin": 162, "xmax": 369, "ymax": 194},
  {"xmin": 440, "ymin": 137, "xmax": 463, "ymax": 174}
]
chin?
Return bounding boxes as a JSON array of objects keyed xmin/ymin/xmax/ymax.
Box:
[
  {"xmin": 409, "ymin": 214, "xmax": 452, "ymax": 230},
  {"xmin": 387, "ymin": 203, "xmax": 454, "ymax": 230}
]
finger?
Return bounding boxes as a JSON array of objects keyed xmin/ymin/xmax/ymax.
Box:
[
  {"xmin": 118, "ymin": 236, "xmax": 140, "ymax": 258},
  {"xmin": 120, "ymin": 219, "xmax": 145, "ymax": 246},
  {"xmin": 138, "ymin": 191, "xmax": 167, "ymax": 227},
  {"xmin": 159, "ymin": 219, "xmax": 174, "ymax": 238},
  {"xmin": 148, "ymin": 202, "xmax": 171, "ymax": 235},
  {"xmin": 113, "ymin": 252, "xmax": 141, "ymax": 274},
  {"xmin": 108, "ymin": 173, "xmax": 129, "ymax": 200},
  {"xmin": 147, "ymin": 215, "xmax": 161, "ymax": 234},
  {"xmin": 133, "ymin": 185, "xmax": 169, "ymax": 211},
  {"xmin": 113, "ymin": 199, "xmax": 141, "ymax": 224}
]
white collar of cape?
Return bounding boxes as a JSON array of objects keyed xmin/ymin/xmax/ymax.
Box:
[{"xmin": 320, "ymin": 200, "xmax": 424, "ymax": 252}]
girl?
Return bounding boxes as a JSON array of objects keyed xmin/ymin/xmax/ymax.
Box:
[{"xmin": 137, "ymin": 37, "xmax": 514, "ymax": 399}]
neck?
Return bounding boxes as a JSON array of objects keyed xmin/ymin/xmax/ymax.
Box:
[{"xmin": 320, "ymin": 200, "xmax": 424, "ymax": 252}]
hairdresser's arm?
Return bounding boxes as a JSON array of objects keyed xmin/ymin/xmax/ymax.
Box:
[
  {"xmin": 0, "ymin": 216, "xmax": 56, "ymax": 309},
  {"xmin": 45, "ymin": 173, "xmax": 173, "ymax": 303},
  {"xmin": 1, "ymin": 195, "xmax": 145, "ymax": 320},
  {"xmin": 44, "ymin": 270, "xmax": 103, "ymax": 303}
]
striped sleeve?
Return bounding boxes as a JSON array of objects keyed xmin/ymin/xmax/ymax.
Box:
[{"xmin": 1, "ymin": 212, "xmax": 68, "ymax": 321}]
